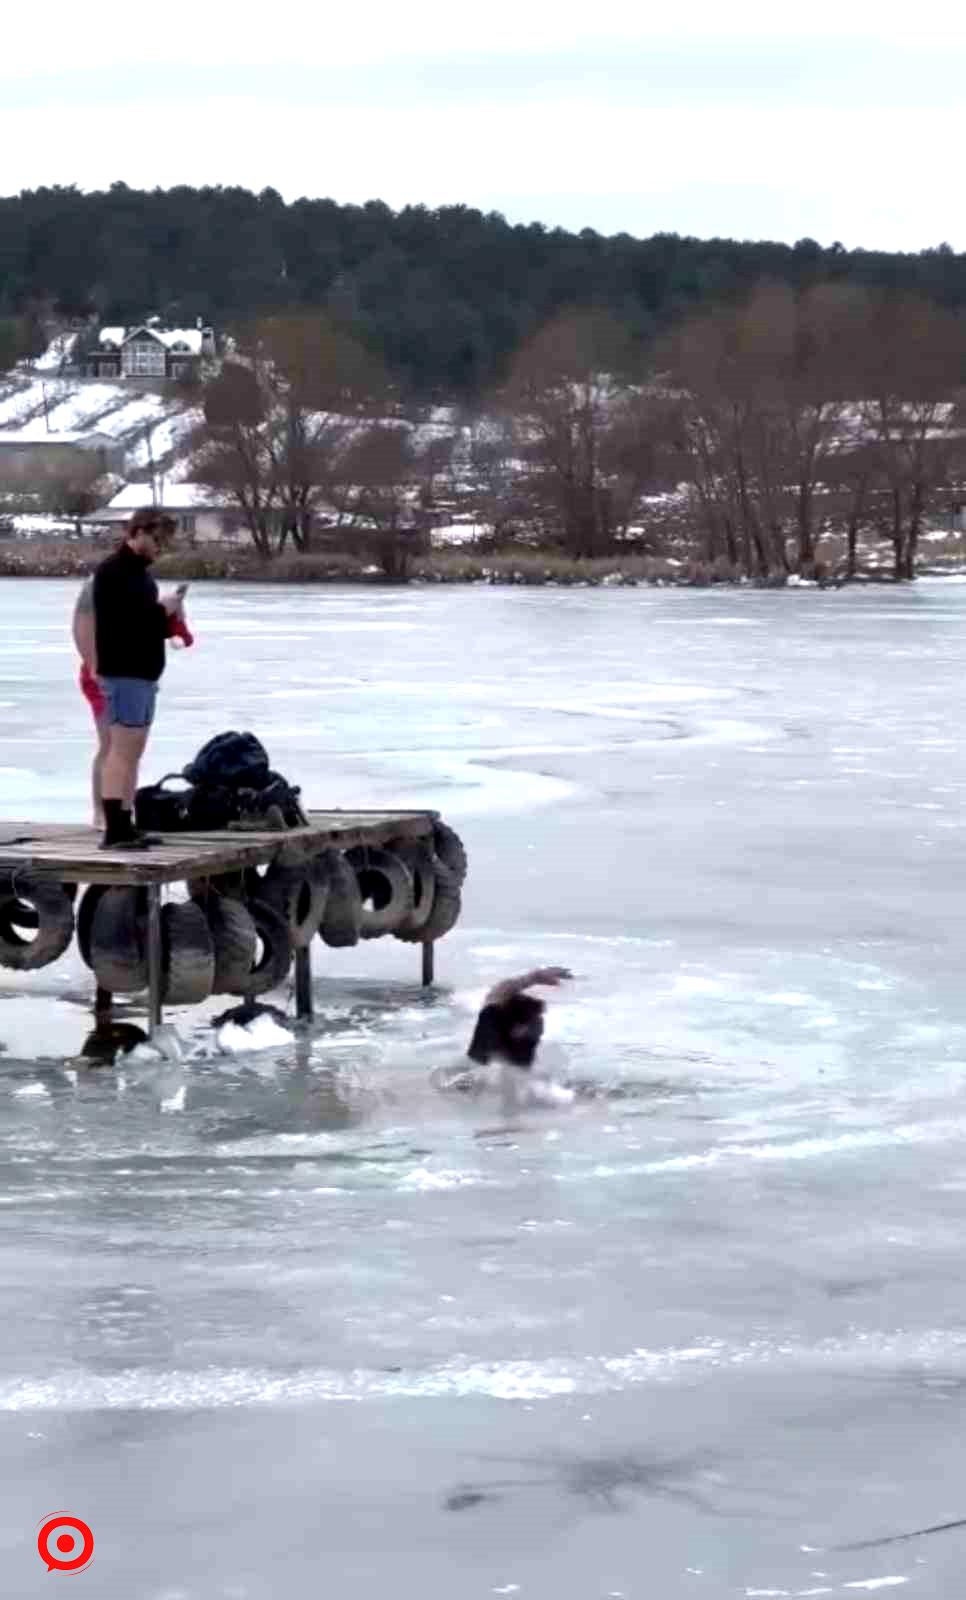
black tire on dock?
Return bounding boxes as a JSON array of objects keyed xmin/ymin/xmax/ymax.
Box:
[
  {"xmin": 11, "ymin": 881, "xmax": 80, "ymax": 931},
  {"xmin": 237, "ymin": 896, "xmax": 293, "ymax": 995},
  {"xmin": 0, "ymin": 871, "xmax": 75, "ymax": 971},
  {"xmin": 316, "ymin": 849, "xmax": 363, "ymax": 948},
  {"xmin": 77, "ymin": 885, "xmax": 110, "ymax": 969},
  {"xmin": 162, "ymin": 900, "xmax": 215, "ymax": 1005},
  {"xmin": 90, "ymin": 887, "xmax": 149, "ymax": 993},
  {"xmin": 258, "ymin": 857, "xmax": 328, "ymax": 950},
  {"xmin": 197, "ymin": 893, "xmax": 259, "ymax": 995},
  {"xmin": 345, "ymin": 846, "xmax": 414, "ymax": 940},
  {"xmin": 432, "ymin": 821, "xmax": 468, "ymax": 885},
  {"xmin": 408, "ymin": 854, "xmax": 462, "ymax": 943},
  {"xmin": 388, "ymin": 839, "xmax": 437, "ymax": 941}
]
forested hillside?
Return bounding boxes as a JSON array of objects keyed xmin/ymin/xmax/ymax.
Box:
[{"xmin": 1, "ymin": 183, "xmax": 965, "ymax": 397}]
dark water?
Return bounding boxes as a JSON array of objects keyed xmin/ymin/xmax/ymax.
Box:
[{"xmin": 3, "ymin": 577, "xmax": 966, "ymax": 1597}]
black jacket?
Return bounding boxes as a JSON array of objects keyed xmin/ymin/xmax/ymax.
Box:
[{"xmin": 92, "ymin": 543, "xmax": 168, "ymax": 682}]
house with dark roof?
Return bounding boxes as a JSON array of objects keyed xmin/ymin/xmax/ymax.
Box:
[{"xmin": 87, "ymin": 320, "xmax": 216, "ymax": 382}]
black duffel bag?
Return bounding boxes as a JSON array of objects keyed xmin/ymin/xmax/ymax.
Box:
[
  {"xmin": 182, "ymin": 731, "xmax": 271, "ymax": 791},
  {"xmin": 134, "ymin": 774, "xmax": 239, "ymax": 833}
]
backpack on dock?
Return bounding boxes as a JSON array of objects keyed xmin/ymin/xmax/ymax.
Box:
[{"xmin": 182, "ymin": 731, "xmax": 270, "ymax": 790}]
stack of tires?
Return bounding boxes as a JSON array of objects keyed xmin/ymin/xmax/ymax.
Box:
[
  {"xmin": 75, "ymin": 863, "xmax": 305, "ymax": 1005},
  {"xmin": 31, "ymin": 820, "xmax": 468, "ymax": 1005},
  {"xmin": 317, "ymin": 821, "xmax": 467, "ymax": 950},
  {"xmin": 77, "ymin": 884, "xmax": 221, "ymax": 1004}
]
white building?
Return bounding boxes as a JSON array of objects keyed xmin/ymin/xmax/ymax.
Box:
[{"xmin": 82, "ymin": 482, "xmax": 246, "ymax": 544}]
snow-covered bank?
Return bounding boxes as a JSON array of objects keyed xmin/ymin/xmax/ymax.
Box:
[{"xmin": 0, "ymin": 373, "xmax": 200, "ymax": 477}]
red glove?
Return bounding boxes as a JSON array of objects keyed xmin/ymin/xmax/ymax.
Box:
[{"xmin": 166, "ymin": 612, "xmax": 194, "ymax": 648}]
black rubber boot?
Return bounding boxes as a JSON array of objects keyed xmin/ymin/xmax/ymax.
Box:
[{"xmin": 100, "ymin": 801, "xmax": 151, "ymax": 851}]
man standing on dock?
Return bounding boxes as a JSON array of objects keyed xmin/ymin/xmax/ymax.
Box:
[{"xmin": 92, "ymin": 508, "xmax": 185, "ymax": 850}]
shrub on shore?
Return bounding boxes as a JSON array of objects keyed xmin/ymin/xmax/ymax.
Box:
[
  {"xmin": 0, "ymin": 539, "xmax": 690, "ymax": 586},
  {"xmin": 0, "ymin": 535, "xmax": 957, "ymax": 587}
]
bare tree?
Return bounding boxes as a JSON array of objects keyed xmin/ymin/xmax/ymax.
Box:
[
  {"xmin": 499, "ymin": 310, "xmax": 653, "ymax": 558},
  {"xmin": 597, "ymin": 385, "xmax": 680, "ymax": 547},
  {"xmin": 194, "ymin": 360, "xmax": 278, "ymax": 555},
  {"xmin": 663, "ymin": 283, "xmax": 875, "ymax": 578},
  {"xmin": 194, "ymin": 314, "xmax": 387, "ymax": 557},
  {"xmin": 38, "ymin": 457, "xmax": 106, "ymax": 522},
  {"xmin": 330, "ymin": 423, "xmax": 454, "ymax": 578},
  {"xmin": 822, "ymin": 437, "xmax": 880, "ymax": 579},
  {"xmin": 769, "ymin": 282, "xmax": 870, "ymax": 574},
  {"xmin": 858, "ymin": 296, "xmax": 966, "ymax": 579},
  {"xmin": 463, "ymin": 415, "xmax": 527, "ymax": 543},
  {"xmin": 251, "ymin": 315, "xmax": 386, "ymax": 553},
  {"xmin": 415, "ymin": 429, "xmax": 458, "ymax": 515},
  {"xmin": 664, "ymin": 302, "xmax": 785, "ymax": 579}
]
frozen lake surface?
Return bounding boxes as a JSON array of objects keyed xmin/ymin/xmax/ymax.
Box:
[{"xmin": 3, "ymin": 578, "xmax": 966, "ymax": 1597}]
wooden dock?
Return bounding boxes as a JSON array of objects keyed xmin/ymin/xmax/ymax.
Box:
[
  {"xmin": 0, "ymin": 809, "xmax": 437, "ymax": 884},
  {"xmin": 0, "ymin": 809, "xmax": 442, "ymax": 1034}
]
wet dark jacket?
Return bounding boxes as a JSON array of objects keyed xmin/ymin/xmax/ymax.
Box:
[{"xmin": 92, "ymin": 543, "xmax": 168, "ymax": 682}]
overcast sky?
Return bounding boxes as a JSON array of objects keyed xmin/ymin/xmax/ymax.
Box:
[{"xmin": 2, "ymin": 0, "xmax": 961, "ymax": 251}]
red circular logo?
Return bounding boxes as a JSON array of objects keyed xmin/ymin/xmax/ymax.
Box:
[{"xmin": 37, "ymin": 1515, "xmax": 94, "ymax": 1573}]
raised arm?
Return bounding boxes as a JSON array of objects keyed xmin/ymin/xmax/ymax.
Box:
[{"xmin": 483, "ymin": 966, "xmax": 573, "ymax": 1006}]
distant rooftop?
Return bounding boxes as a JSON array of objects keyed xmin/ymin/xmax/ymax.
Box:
[
  {"xmin": 105, "ymin": 481, "xmax": 231, "ymax": 511},
  {"xmin": 0, "ymin": 429, "xmax": 115, "ymax": 447}
]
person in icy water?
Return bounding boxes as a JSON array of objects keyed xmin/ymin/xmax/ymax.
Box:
[{"xmin": 455, "ymin": 965, "xmax": 575, "ymax": 1107}]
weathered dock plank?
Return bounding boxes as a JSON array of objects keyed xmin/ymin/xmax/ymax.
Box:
[{"xmin": 0, "ymin": 809, "xmax": 438, "ymax": 886}]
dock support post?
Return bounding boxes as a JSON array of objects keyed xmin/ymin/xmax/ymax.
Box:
[
  {"xmin": 295, "ymin": 945, "xmax": 313, "ymax": 1019},
  {"xmin": 421, "ymin": 941, "xmax": 435, "ymax": 988},
  {"xmin": 146, "ymin": 884, "xmax": 163, "ymax": 1034}
]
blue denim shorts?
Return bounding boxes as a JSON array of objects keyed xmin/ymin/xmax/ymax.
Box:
[{"xmin": 101, "ymin": 676, "xmax": 158, "ymax": 728}]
